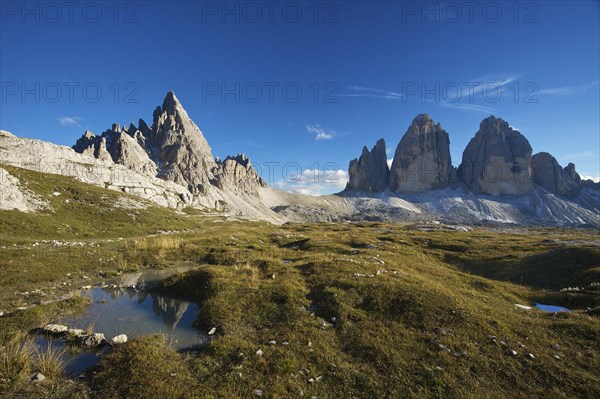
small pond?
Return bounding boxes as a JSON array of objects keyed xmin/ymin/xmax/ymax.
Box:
[
  {"xmin": 34, "ymin": 266, "xmax": 207, "ymax": 376},
  {"xmin": 535, "ymin": 303, "xmax": 571, "ymax": 312}
]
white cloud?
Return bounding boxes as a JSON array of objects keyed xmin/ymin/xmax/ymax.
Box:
[
  {"xmin": 580, "ymin": 174, "xmax": 600, "ymax": 183},
  {"xmin": 306, "ymin": 124, "xmax": 335, "ymax": 141},
  {"xmin": 58, "ymin": 116, "xmax": 83, "ymax": 129},
  {"xmin": 273, "ymin": 168, "xmax": 349, "ymax": 196},
  {"xmin": 538, "ymin": 81, "xmax": 599, "ymax": 97}
]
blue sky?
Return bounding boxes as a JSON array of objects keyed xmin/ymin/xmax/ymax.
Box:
[{"xmin": 1, "ymin": 0, "xmax": 599, "ymax": 194}]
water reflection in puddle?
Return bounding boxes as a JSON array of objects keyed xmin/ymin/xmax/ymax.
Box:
[
  {"xmin": 535, "ymin": 303, "xmax": 571, "ymax": 312},
  {"xmin": 34, "ymin": 267, "xmax": 207, "ymax": 375}
]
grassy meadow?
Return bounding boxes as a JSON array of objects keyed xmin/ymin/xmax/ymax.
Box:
[{"xmin": 0, "ymin": 165, "xmax": 599, "ymax": 398}]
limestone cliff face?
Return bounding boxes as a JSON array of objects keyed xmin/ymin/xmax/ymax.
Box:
[
  {"xmin": 145, "ymin": 91, "xmax": 216, "ymax": 194},
  {"xmin": 72, "ymin": 91, "xmax": 265, "ymax": 198},
  {"xmin": 458, "ymin": 116, "xmax": 533, "ymax": 196},
  {"xmin": 211, "ymin": 154, "xmax": 266, "ymax": 194},
  {"xmin": 531, "ymin": 152, "xmax": 580, "ymax": 198},
  {"xmin": 346, "ymin": 139, "xmax": 389, "ymax": 192},
  {"xmin": 388, "ymin": 114, "xmax": 454, "ymax": 193}
]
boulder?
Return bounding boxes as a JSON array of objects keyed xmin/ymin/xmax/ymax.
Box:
[
  {"xmin": 110, "ymin": 334, "xmax": 128, "ymax": 346},
  {"xmin": 43, "ymin": 324, "xmax": 68, "ymax": 335},
  {"xmin": 531, "ymin": 152, "xmax": 580, "ymax": 198},
  {"xmin": 389, "ymin": 114, "xmax": 455, "ymax": 193},
  {"xmin": 77, "ymin": 332, "xmax": 106, "ymax": 348},
  {"xmin": 346, "ymin": 138, "xmax": 389, "ymax": 192},
  {"xmin": 458, "ymin": 116, "xmax": 533, "ymax": 195}
]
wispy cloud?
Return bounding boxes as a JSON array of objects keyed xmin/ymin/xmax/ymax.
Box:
[
  {"xmin": 58, "ymin": 116, "xmax": 83, "ymax": 129},
  {"xmin": 465, "ymin": 74, "xmax": 520, "ymax": 97},
  {"xmin": 273, "ymin": 168, "xmax": 349, "ymax": 196},
  {"xmin": 306, "ymin": 124, "xmax": 335, "ymax": 141},
  {"xmin": 558, "ymin": 151, "xmax": 594, "ymax": 161},
  {"xmin": 340, "ymin": 86, "xmax": 405, "ymax": 100},
  {"xmin": 342, "ymin": 74, "xmax": 518, "ymax": 114},
  {"xmin": 439, "ymin": 102, "xmax": 497, "ymax": 114},
  {"xmin": 538, "ymin": 81, "xmax": 599, "ymax": 97}
]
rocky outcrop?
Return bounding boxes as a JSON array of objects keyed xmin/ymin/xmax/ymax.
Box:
[
  {"xmin": 389, "ymin": 114, "xmax": 455, "ymax": 193},
  {"xmin": 531, "ymin": 152, "xmax": 580, "ymax": 198},
  {"xmin": 0, "ymin": 167, "xmax": 50, "ymax": 212},
  {"xmin": 71, "ymin": 91, "xmax": 267, "ymax": 200},
  {"xmin": 211, "ymin": 154, "xmax": 266, "ymax": 194},
  {"xmin": 458, "ymin": 116, "xmax": 533, "ymax": 196},
  {"xmin": 346, "ymin": 139, "xmax": 389, "ymax": 192},
  {"xmin": 145, "ymin": 91, "xmax": 216, "ymax": 194}
]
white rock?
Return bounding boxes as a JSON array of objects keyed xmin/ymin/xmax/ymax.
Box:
[
  {"xmin": 77, "ymin": 333, "xmax": 105, "ymax": 347},
  {"xmin": 254, "ymin": 389, "xmax": 263, "ymax": 396},
  {"xmin": 43, "ymin": 324, "xmax": 68, "ymax": 334},
  {"xmin": 67, "ymin": 328, "xmax": 86, "ymax": 337},
  {"xmin": 256, "ymin": 349, "xmax": 263, "ymax": 356},
  {"xmin": 514, "ymin": 304, "xmax": 532, "ymax": 310},
  {"xmin": 268, "ymin": 340, "xmax": 277, "ymax": 345},
  {"xmin": 208, "ymin": 327, "xmax": 217, "ymax": 336},
  {"xmin": 30, "ymin": 372, "xmax": 46, "ymax": 382},
  {"xmin": 110, "ymin": 334, "xmax": 128, "ymax": 345}
]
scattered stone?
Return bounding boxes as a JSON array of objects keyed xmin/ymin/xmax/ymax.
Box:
[
  {"xmin": 515, "ymin": 304, "xmax": 532, "ymax": 310},
  {"xmin": 308, "ymin": 378, "xmax": 315, "ymax": 383},
  {"xmin": 256, "ymin": 349, "xmax": 263, "ymax": 356},
  {"xmin": 30, "ymin": 372, "xmax": 46, "ymax": 383},
  {"xmin": 110, "ymin": 334, "xmax": 128, "ymax": 346},
  {"xmin": 552, "ymin": 344, "xmax": 560, "ymax": 351},
  {"xmin": 268, "ymin": 340, "xmax": 277, "ymax": 345},
  {"xmin": 527, "ymin": 353, "xmax": 535, "ymax": 359},
  {"xmin": 254, "ymin": 389, "xmax": 263, "ymax": 396},
  {"xmin": 208, "ymin": 327, "xmax": 217, "ymax": 336},
  {"xmin": 554, "ymin": 354, "xmax": 561, "ymax": 360},
  {"xmin": 67, "ymin": 328, "xmax": 86, "ymax": 337},
  {"xmin": 506, "ymin": 350, "xmax": 518, "ymax": 356},
  {"xmin": 77, "ymin": 333, "xmax": 106, "ymax": 348},
  {"xmin": 43, "ymin": 324, "xmax": 68, "ymax": 334}
]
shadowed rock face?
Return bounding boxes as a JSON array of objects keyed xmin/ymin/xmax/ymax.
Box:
[
  {"xmin": 531, "ymin": 152, "xmax": 580, "ymax": 198},
  {"xmin": 458, "ymin": 116, "xmax": 533, "ymax": 196},
  {"xmin": 347, "ymin": 139, "xmax": 389, "ymax": 192},
  {"xmin": 388, "ymin": 114, "xmax": 455, "ymax": 193}
]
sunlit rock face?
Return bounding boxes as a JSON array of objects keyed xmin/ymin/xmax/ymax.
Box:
[
  {"xmin": 458, "ymin": 116, "xmax": 533, "ymax": 196},
  {"xmin": 389, "ymin": 114, "xmax": 455, "ymax": 193}
]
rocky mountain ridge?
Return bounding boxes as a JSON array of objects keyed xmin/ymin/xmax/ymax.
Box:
[
  {"xmin": 1, "ymin": 92, "xmax": 598, "ymax": 227},
  {"xmin": 346, "ymin": 114, "xmax": 597, "ymax": 200}
]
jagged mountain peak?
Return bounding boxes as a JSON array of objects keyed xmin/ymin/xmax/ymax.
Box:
[{"xmin": 161, "ymin": 90, "xmax": 184, "ymax": 115}]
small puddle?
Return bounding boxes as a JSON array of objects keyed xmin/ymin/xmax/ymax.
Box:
[
  {"xmin": 535, "ymin": 303, "xmax": 571, "ymax": 312},
  {"xmin": 33, "ymin": 266, "xmax": 208, "ymax": 376}
]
